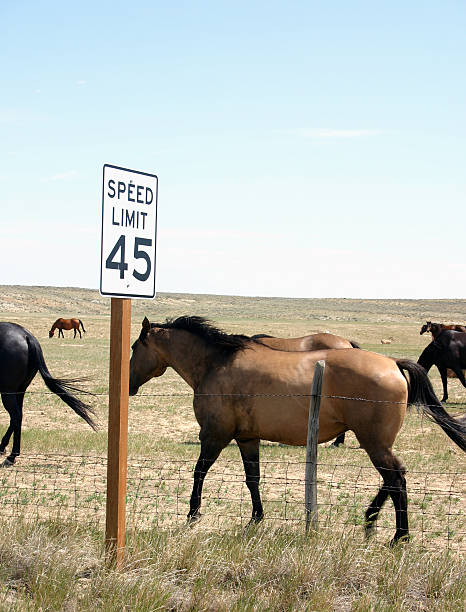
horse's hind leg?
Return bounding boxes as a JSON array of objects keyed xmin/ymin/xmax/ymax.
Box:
[
  {"xmin": 237, "ymin": 438, "xmax": 263, "ymax": 523},
  {"xmin": 188, "ymin": 438, "xmax": 227, "ymax": 522},
  {"xmin": 364, "ymin": 448, "xmax": 408, "ymax": 545},
  {"xmin": 0, "ymin": 393, "xmax": 23, "ymax": 466},
  {"xmin": 438, "ymin": 366, "xmax": 449, "ymax": 402},
  {"xmin": 451, "ymin": 366, "xmax": 466, "ymax": 389}
]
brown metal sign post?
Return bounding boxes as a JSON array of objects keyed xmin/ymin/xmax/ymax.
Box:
[{"xmin": 105, "ymin": 297, "xmax": 131, "ymax": 568}]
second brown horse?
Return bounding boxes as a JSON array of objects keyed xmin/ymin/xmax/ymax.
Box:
[{"xmin": 252, "ymin": 332, "xmax": 361, "ymax": 446}]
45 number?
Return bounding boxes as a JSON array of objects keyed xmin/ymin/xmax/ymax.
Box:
[{"xmin": 105, "ymin": 235, "xmax": 152, "ymax": 282}]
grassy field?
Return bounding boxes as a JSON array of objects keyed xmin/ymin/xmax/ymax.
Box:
[{"xmin": 0, "ymin": 286, "xmax": 465, "ymax": 610}]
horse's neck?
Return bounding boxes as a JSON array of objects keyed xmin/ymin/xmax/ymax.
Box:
[
  {"xmin": 157, "ymin": 330, "xmax": 211, "ymax": 389},
  {"xmin": 418, "ymin": 342, "xmax": 437, "ymax": 370}
]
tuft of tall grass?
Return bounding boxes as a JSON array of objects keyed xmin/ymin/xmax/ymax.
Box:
[{"xmin": 0, "ymin": 519, "xmax": 464, "ymax": 611}]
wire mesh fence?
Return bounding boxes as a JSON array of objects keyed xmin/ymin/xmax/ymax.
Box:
[
  {"xmin": 0, "ymin": 388, "xmax": 464, "ymax": 551},
  {"xmin": 0, "ymin": 450, "xmax": 464, "ymax": 551}
]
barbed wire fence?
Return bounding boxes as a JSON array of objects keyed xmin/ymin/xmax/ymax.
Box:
[{"xmin": 0, "ymin": 388, "xmax": 464, "ymax": 551}]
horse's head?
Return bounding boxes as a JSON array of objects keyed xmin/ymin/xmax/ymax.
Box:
[
  {"xmin": 420, "ymin": 321, "xmax": 431, "ymax": 335},
  {"xmin": 49, "ymin": 330, "xmax": 54, "ymax": 338},
  {"xmin": 129, "ymin": 317, "xmax": 168, "ymax": 395}
]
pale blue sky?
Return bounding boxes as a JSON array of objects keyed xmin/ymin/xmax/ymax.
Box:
[{"xmin": 1, "ymin": 1, "xmax": 465, "ymax": 298}]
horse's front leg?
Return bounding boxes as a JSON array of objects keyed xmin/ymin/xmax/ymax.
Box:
[
  {"xmin": 188, "ymin": 438, "xmax": 226, "ymax": 522},
  {"xmin": 59, "ymin": 329, "xmax": 64, "ymax": 338},
  {"xmin": 237, "ymin": 438, "xmax": 263, "ymax": 523}
]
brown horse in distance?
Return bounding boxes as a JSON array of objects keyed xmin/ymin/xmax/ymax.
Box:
[
  {"xmin": 252, "ymin": 332, "xmax": 361, "ymax": 446},
  {"xmin": 49, "ymin": 318, "xmax": 86, "ymax": 339},
  {"xmin": 129, "ymin": 316, "xmax": 466, "ymax": 545},
  {"xmin": 420, "ymin": 321, "xmax": 466, "ymax": 339}
]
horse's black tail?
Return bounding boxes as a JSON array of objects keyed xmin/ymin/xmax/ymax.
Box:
[
  {"xmin": 350, "ymin": 340, "xmax": 361, "ymax": 349},
  {"xmin": 396, "ymin": 359, "xmax": 466, "ymax": 451},
  {"xmin": 79, "ymin": 320, "xmax": 86, "ymax": 333},
  {"xmin": 26, "ymin": 335, "xmax": 97, "ymax": 430}
]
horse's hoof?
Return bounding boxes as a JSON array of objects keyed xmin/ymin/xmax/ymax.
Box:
[
  {"xmin": 245, "ymin": 515, "xmax": 263, "ymax": 530},
  {"xmin": 1, "ymin": 458, "xmax": 15, "ymax": 468},
  {"xmin": 187, "ymin": 512, "xmax": 202, "ymax": 526},
  {"xmin": 388, "ymin": 534, "xmax": 410, "ymax": 547}
]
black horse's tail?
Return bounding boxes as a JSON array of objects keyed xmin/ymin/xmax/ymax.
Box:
[
  {"xmin": 26, "ymin": 335, "xmax": 97, "ymax": 430},
  {"xmin": 79, "ymin": 320, "xmax": 86, "ymax": 333},
  {"xmin": 350, "ymin": 340, "xmax": 361, "ymax": 348},
  {"xmin": 396, "ymin": 359, "xmax": 466, "ymax": 451}
]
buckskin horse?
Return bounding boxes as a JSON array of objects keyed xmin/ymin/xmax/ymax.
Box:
[
  {"xmin": 252, "ymin": 332, "xmax": 361, "ymax": 447},
  {"xmin": 129, "ymin": 316, "xmax": 466, "ymax": 545},
  {"xmin": 0, "ymin": 322, "xmax": 96, "ymax": 466},
  {"xmin": 49, "ymin": 318, "xmax": 86, "ymax": 339},
  {"xmin": 418, "ymin": 330, "xmax": 466, "ymax": 402}
]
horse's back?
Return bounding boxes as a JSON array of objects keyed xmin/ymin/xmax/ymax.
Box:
[
  {"xmin": 303, "ymin": 333, "xmax": 352, "ymax": 350},
  {"xmin": 254, "ymin": 332, "xmax": 353, "ymax": 351}
]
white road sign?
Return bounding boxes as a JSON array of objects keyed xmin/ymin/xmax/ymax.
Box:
[{"xmin": 100, "ymin": 164, "xmax": 158, "ymax": 298}]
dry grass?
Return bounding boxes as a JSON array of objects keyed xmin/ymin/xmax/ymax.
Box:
[
  {"xmin": 0, "ymin": 520, "xmax": 464, "ymax": 611},
  {"xmin": 0, "ymin": 286, "xmax": 465, "ymax": 610}
]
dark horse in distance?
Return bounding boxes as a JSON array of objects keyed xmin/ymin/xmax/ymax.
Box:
[
  {"xmin": 129, "ymin": 316, "xmax": 466, "ymax": 545},
  {"xmin": 418, "ymin": 330, "xmax": 466, "ymax": 402},
  {"xmin": 49, "ymin": 318, "xmax": 86, "ymax": 339},
  {"xmin": 420, "ymin": 321, "xmax": 466, "ymax": 339},
  {"xmin": 0, "ymin": 322, "xmax": 96, "ymax": 466}
]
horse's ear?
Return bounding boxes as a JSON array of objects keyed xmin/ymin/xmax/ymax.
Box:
[{"xmin": 142, "ymin": 317, "xmax": 150, "ymax": 331}]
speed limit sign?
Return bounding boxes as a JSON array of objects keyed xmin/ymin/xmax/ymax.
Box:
[{"xmin": 100, "ymin": 164, "xmax": 158, "ymax": 298}]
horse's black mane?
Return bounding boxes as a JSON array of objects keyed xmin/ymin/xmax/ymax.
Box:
[{"xmin": 150, "ymin": 316, "xmax": 251, "ymax": 355}]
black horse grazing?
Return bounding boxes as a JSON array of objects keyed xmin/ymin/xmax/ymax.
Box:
[
  {"xmin": 418, "ymin": 330, "xmax": 466, "ymax": 402},
  {"xmin": 0, "ymin": 322, "xmax": 97, "ymax": 466}
]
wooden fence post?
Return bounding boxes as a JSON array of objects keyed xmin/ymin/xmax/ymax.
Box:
[
  {"xmin": 305, "ymin": 360, "xmax": 325, "ymax": 532},
  {"xmin": 105, "ymin": 297, "xmax": 131, "ymax": 568}
]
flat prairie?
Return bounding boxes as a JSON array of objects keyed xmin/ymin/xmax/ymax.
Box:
[{"xmin": 0, "ymin": 286, "xmax": 464, "ymax": 550}]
